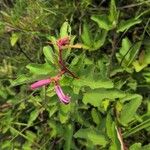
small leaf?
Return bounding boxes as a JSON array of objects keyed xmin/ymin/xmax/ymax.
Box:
[
  {"xmin": 59, "ymin": 103, "xmax": 71, "ymax": 124},
  {"xmin": 119, "ymin": 94, "xmax": 142, "ymax": 125},
  {"xmin": 10, "ymin": 33, "xmax": 19, "ymax": 46},
  {"xmin": 91, "ymin": 108, "xmax": 101, "ymax": 125},
  {"xmin": 60, "ymin": 21, "xmax": 71, "ymax": 38},
  {"xmin": 132, "ymin": 60, "xmax": 147, "ymax": 72},
  {"xmin": 92, "ymin": 30, "xmax": 107, "ymax": 50},
  {"xmin": 28, "ymin": 109, "xmax": 40, "ymax": 126},
  {"xmin": 116, "ymin": 37, "xmax": 131, "ymax": 66},
  {"xmin": 81, "ymin": 22, "xmax": 92, "ymax": 47},
  {"xmin": 129, "ymin": 143, "xmax": 141, "ymax": 150},
  {"xmin": 43, "ymin": 46, "xmax": 55, "ymax": 64},
  {"xmin": 91, "ymin": 15, "xmax": 113, "ymax": 30},
  {"xmin": 109, "ymin": 0, "xmax": 118, "ymax": 24},
  {"xmin": 117, "ymin": 18, "xmax": 142, "ymax": 32}
]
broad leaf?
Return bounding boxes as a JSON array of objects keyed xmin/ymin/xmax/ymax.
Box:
[
  {"xmin": 74, "ymin": 128, "xmax": 108, "ymax": 146},
  {"xmin": 91, "ymin": 15, "xmax": 113, "ymax": 30},
  {"xmin": 83, "ymin": 88, "xmax": 125, "ymax": 107}
]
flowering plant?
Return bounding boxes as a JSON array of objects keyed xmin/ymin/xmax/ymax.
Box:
[{"xmin": 1, "ymin": 0, "xmax": 150, "ymax": 149}]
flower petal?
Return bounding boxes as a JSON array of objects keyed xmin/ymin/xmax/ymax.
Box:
[
  {"xmin": 57, "ymin": 37, "xmax": 69, "ymax": 49},
  {"xmin": 30, "ymin": 79, "xmax": 51, "ymax": 90},
  {"xmin": 55, "ymin": 84, "xmax": 70, "ymax": 104}
]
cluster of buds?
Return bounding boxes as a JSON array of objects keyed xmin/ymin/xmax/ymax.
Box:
[{"xmin": 30, "ymin": 37, "xmax": 76, "ymax": 104}]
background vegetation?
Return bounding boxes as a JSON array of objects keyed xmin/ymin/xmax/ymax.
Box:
[{"xmin": 0, "ymin": 0, "xmax": 150, "ymax": 149}]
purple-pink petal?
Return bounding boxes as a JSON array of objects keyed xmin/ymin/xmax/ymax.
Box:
[
  {"xmin": 30, "ymin": 79, "xmax": 51, "ymax": 90},
  {"xmin": 55, "ymin": 84, "xmax": 70, "ymax": 104}
]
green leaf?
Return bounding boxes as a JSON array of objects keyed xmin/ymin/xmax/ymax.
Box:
[
  {"xmin": 93, "ymin": 30, "xmax": 107, "ymax": 50},
  {"xmin": 116, "ymin": 37, "xmax": 131, "ymax": 67},
  {"xmin": 59, "ymin": 103, "xmax": 71, "ymax": 124},
  {"xmin": 129, "ymin": 143, "xmax": 141, "ymax": 150},
  {"xmin": 11, "ymin": 74, "xmax": 31, "ymax": 86},
  {"xmin": 0, "ymin": 88, "xmax": 8, "ymax": 99},
  {"xmin": 25, "ymin": 131, "xmax": 37, "ymax": 142},
  {"xmin": 91, "ymin": 108, "xmax": 102, "ymax": 125},
  {"xmin": 81, "ymin": 22, "xmax": 92, "ymax": 47},
  {"xmin": 120, "ymin": 37, "xmax": 131, "ymax": 59},
  {"xmin": 109, "ymin": 0, "xmax": 118, "ymax": 24},
  {"xmin": 74, "ymin": 128, "xmax": 108, "ymax": 146},
  {"xmin": 11, "ymin": 73, "xmax": 52, "ymax": 87},
  {"xmin": 10, "ymin": 33, "xmax": 19, "ymax": 46},
  {"xmin": 91, "ymin": 15, "xmax": 113, "ymax": 30},
  {"xmin": 48, "ymin": 120, "xmax": 64, "ymax": 138},
  {"xmin": 119, "ymin": 94, "xmax": 142, "ymax": 125},
  {"xmin": 106, "ymin": 112, "xmax": 113, "ymax": 139},
  {"xmin": 73, "ymin": 69, "xmax": 114, "ymax": 89},
  {"xmin": 74, "ymin": 78, "xmax": 113, "ymax": 89},
  {"xmin": 43, "ymin": 46, "xmax": 55, "ymax": 64},
  {"xmin": 47, "ymin": 105, "xmax": 58, "ymax": 117},
  {"xmin": 26, "ymin": 63, "xmax": 55, "ymax": 75},
  {"xmin": 109, "ymin": 123, "xmax": 121, "ymax": 150},
  {"xmin": 83, "ymin": 88, "xmax": 125, "ymax": 107},
  {"xmin": 28, "ymin": 109, "xmax": 40, "ymax": 126},
  {"xmin": 123, "ymin": 118, "xmax": 150, "ymax": 138},
  {"xmin": 127, "ymin": 41, "xmax": 142, "ymax": 66},
  {"xmin": 117, "ymin": 18, "xmax": 142, "ymax": 32},
  {"xmin": 60, "ymin": 21, "xmax": 71, "ymax": 38},
  {"xmin": 132, "ymin": 60, "xmax": 147, "ymax": 72},
  {"xmin": 64, "ymin": 124, "xmax": 73, "ymax": 150}
]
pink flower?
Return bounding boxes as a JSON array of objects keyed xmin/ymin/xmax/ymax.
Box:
[
  {"xmin": 57, "ymin": 37, "xmax": 69, "ymax": 49},
  {"xmin": 55, "ymin": 84, "xmax": 70, "ymax": 104},
  {"xmin": 30, "ymin": 79, "xmax": 51, "ymax": 90}
]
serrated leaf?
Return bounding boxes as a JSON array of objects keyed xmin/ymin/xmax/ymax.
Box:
[
  {"xmin": 73, "ymin": 77, "xmax": 114, "ymax": 90},
  {"xmin": 74, "ymin": 128, "xmax": 108, "ymax": 146},
  {"xmin": 91, "ymin": 15, "xmax": 113, "ymax": 30},
  {"xmin": 119, "ymin": 94, "xmax": 142, "ymax": 125},
  {"xmin": 83, "ymin": 88, "xmax": 125, "ymax": 107},
  {"xmin": 26, "ymin": 63, "xmax": 55, "ymax": 75},
  {"xmin": 117, "ymin": 18, "xmax": 142, "ymax": 32}
]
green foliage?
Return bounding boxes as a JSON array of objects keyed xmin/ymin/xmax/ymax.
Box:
[{"xmin": 0, "ymin": 0, "xmax": 150, "ymax": 149}]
